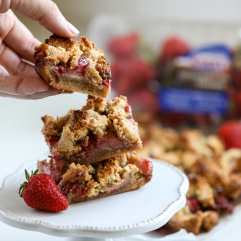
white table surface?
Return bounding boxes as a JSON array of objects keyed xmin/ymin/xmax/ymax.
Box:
[{"xmin": 1, "ymin": 92, "xmax": 241, "ymax": 241}]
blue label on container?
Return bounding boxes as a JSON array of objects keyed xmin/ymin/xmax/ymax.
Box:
[
  {"xmin": 159, "ymin": 88, "xmax": 229, "ymax": 115},
  {"xmin": 176, "ymin": 44, "xmax": 232, "ymax": 72}
]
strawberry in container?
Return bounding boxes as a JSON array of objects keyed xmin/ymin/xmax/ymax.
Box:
[
  {"xmin": 108, "ymin": 33, "xmax": 157, "ymax": 111},
  {"xmin": 158, "ymin": 39, "xmax": 233, "ymax": 130},
  {"xmin": 218, "ymin": 121, "xmax": 241, "ymax": 149}
]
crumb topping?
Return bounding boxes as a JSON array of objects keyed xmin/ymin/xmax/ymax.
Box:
[
  {"xmin": 71, "ymin": 109, "xmax": 110, "ymax": 137},
  {"xmin": 95, "ymin": 56, "xmax": 111, "ymax": 80},
  {"xmin": 113, "ymin": 119, "xmax": 141, "ymax": 145},
  {"xmin": 79, "ymin": 36, "xmax": 96, "ymax": 51},
  {"xmin": 168, "ymin": 205, "xmax": 218, "ymax": 234},
  {"xmin": 63, "ymin": 163, "xmax": 91, "ymax": 182},
  {"xmin": 187, "ymin": 174, "xmax": 215, "ymax": 207},
  {"xmin": 82, "ymin": 95, "xmax": 107, "ymax": 113},
  {"xmin": 137, "ymin": 119, "xmax": 241, "ymax": 234},
  {"xmin": 41, "ymin": 112, "xmax": 72, "ymax": 142},
  {"xmin": 35, "ymin": 35, "xmax": 111, "ymax": 84},
  {"xmin": 106, "ymin": 96, "xmax": 128, "ymax": 120},
  {"xmin": 45, "ymin": 35, "xmax": 77, "ymax": 50},
  {"xmin": 54, "ymin": 153, "xmax": 147, "ymax": 198},
  {"xmin": 42, "ymin": 95, "xmax": 142, "ymax": 155}
]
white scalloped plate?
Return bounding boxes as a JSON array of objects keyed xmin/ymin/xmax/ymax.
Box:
[{"xmin": 0, "ymin": 156, "xmax": 188, "ymax": 238}]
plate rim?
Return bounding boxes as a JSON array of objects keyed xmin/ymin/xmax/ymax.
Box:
[{"xmin": 0, "ymin": 156, "xmax": 189, "ymax": 237}]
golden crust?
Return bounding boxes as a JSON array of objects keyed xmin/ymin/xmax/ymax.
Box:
[
  {"xmin": 82, "ymin": 95, "xmax": 107, "ymax": 113},
  {"xmin": 79, "ymin": 36, "xmax": 96, "ymax": 51},
  {"xmin": 34, "ymin": 35, "xmax": 111, "ymax": 98},
  {"xmin": 113, "ymin": 119, "xmax": 141, "ymax": 146},
  {"xmin": 39, "ymin": 153, "xmax": 152, "ymax": 202},
  {"xmin": 63, "ymin": 163, "xmax": 91, "ymax": 182},
  {"xmin": 71, "ymin": 109, "xmax": 111, "ymax": 137},
  {"xmin": 95, "ymin": 56, "xmax": 111, "ymax": 80},
  {"xmin": 41, "ymin": 112, "xmax": 72, "ymax": 142},
  {"xmin": 42, "ymin": 95, "xmax": 142, "ymax": 163},
  {"xmin": 45, "ymin": 35, "xmax": 78, "ymax": 50},
  {"xmin": 106, "ymin": 95, "xmax": 128, "ymax": 120}
]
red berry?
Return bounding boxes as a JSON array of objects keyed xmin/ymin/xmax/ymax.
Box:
[
  {"xmin": 52, "ymin": 152, "xmax": 64, "ymax": 164},
  {"xmin": 160, "ymin": 36, "xmax": 190, "ymax": 61},
  {"xmin": 51, "ymin": 69, "xmax": 60, "ymax": 83},
  {"xmin": 58, "ymin": 66, "xmax": 67, "ymax": 73},
  {"xmin": 48, "ymin": 137, "xmax": 60, "ymax": 150},
  {"xmin": 186, "ymin": 198, "xmax": 201, "ymax": 213},
  {"xmin": 102, "ymin": 79, "xmax": 111, "ymax": 88},
  {"xmin": 215, "ymin": 196, "xmax": 233, "ymax": 214},
  {"xmin": 108, "ymin": 33, "xmax": 139, "ymax": 58},
  {"xmin": 125, "ymin": 103, "xmax": 133, "ymax": 119},
  {"xmin": 129, "ymin": 157, "xmax": 153, "ymax": 176},
  {"xmin": 111, "ymin": 59, "xmax": 155, "ymax": 95},
  {"xmin": 218, "ymin": 121, "xmax": 241, "ymax": 149},
  {"xmin": 75, "ymin": 187, "xmax": 85, "ymax": 197},
  {"xmin": 73, "ymin": 57, "xmax": 89, "ymax": 77},
  {"xmin": 19, "ymin": 170, "xmax": 68, "ymax": 212}
]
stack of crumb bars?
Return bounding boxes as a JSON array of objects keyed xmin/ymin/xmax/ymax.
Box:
[{"xmin": 35, "ymin": 35, "xmax": 153, "ymax": 205}]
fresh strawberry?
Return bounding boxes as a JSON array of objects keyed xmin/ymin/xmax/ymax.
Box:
[
  {"xmin": 111, "ymin": 58, "xmax": 155, "ymax": 94},
  {"xmin": 217, "ymin": 121, "xmax": 241, "ymax": 149},
  {"xmin": 19, "ymin": 170, "xmax": 68, "ymax": 212},
  {"xmin": 108, "ymin": 33, "xmax": 139, "ymax": 58},
  {"xmin": 127, "ymin": 88, "xmax": 159, "ymax": 112},
  {"xmin": 160, "ymin": 36, "xmax": 190, "ymax": 61}
]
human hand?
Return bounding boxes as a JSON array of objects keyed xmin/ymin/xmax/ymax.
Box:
[{"xmin": 0, "ymin": 0, "xmax": 79, "ymax": 99}]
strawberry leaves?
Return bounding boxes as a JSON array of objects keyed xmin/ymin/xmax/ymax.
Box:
[{"xmin": 19, "ymin": 169, "xmax": 38, "ymax": 197}]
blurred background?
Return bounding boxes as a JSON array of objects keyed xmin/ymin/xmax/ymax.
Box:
[{"xmin": 1, "ymin": 0, "xmax": 241, "ymax": 240}]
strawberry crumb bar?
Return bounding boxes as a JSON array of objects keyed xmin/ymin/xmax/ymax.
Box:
[
  {"xmin": 34, "ymin": 35, "xmax": 111, "ymax": 98},
  {"xmin": 37, "ymin": 152, "xmax": 153, "ymax": 204},
  {"xmin": 41, "ymin": 95, "xmax": 143, "ymax": 166}
]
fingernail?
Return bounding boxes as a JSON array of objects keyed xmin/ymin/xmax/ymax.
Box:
[
  {"xmin": 36, "ymin": 85, "xmax": 49, "ymax": 92},
  {"xmin": 66, "ymin": 21, "xmax": 79, "ymax": 34}
]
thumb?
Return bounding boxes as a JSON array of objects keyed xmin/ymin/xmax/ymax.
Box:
[{"xmin": 0, "ymin": 0, "xmax": 79, "ymax": 38}]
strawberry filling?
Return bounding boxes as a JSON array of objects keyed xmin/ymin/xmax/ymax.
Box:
[
  {"xmin": 125, "ymin": 103, "xmax": 133, "ymax": 119},
  {"xmin": 43, "ymin": 165, "xmax": 62, "ymax": 183},
  {"xmin": 186, "ymin": 198, "xmax": 201, "ymax": 213},
  {"xmin": 82, "ymin": 135, "xmax": 123, "ymax": 158},
  {"xmin": 48, "ymin": 137, "xmax": 60, "ymax": 150},
  {"xmin": 62, "ymin": 183, "xmax": 77, "ymax": 198},
  {"xmin": 74, "ymin": 57, "xmax": 89, "ymax": 76},
  {"xmin": 102, "ymin": 79, "xmax": 111, "ymax": 89},
  {"xmin": 103, "ymin": 180, "xmax": 127, "ymax": 194},
  {"xmin": 52, "ymin": 153, "xmax": 64, "ymax": 164},
  {"xmin": 213, "ymin": 196, "xmax": 234, "ymax": 214},
  {"xmin": 65, "ymin": 179, "xmax": 128, "ymax": 198},
  {"xmin": 51, "ymin": 57, "xmax": 89, "ymax": 83},
  {"xmin": 58, "ymin": 66, "xmax": 67, "ymax": 73},
  {"xmin": 33, "ymin": 50, "xmax": 43, "ymax": 63},
  {"xmin": 51, "ymin": 69, "xmax": 60, "ymax": 83},
  {"xmin": 129, "ymin": 157, "xmax": 153, "ymax": 176},
  {"xmin": 75, "ymin": 187, "xmax": 86, "ymax": 198},
  {"xmin": 49, "ymin": 134, "xmax": 123, "ymax": 159}
]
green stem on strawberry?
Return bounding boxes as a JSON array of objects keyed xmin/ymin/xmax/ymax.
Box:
[{"xmin": 19, "ymin": 169, "xmax": 38, "ymax": 197}]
